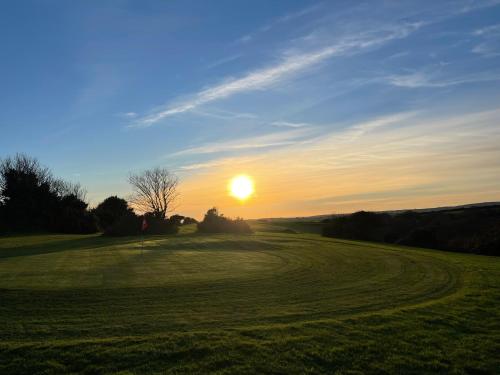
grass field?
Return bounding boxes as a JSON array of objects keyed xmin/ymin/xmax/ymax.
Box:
[{"xmin": 1, "ymin": 223, "xmax": 499, "ymax": 374}]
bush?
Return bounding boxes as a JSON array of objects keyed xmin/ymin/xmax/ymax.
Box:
[
  {"xmin": 104, "ymin": 212, "xmax": 180, "ymax": 236},
  {"xmin": 182, "ymin": 216, "xmax": 198, "ymax": 225},
  {"xmin": 197, "ymin": 208, "xmax": 252, "ymax": 234},
  {"xmin": 104, "ymin": 213, "xmax": 141, "ymax": 236},
  {"xmin": 166, "ymin": 214, "xmax": 198, "ymax": 226},
  {"xmin": 143, "ymin": 213, "xmax": 179, "ymax": 235},
  {"xmin": 93, "ymin": 196, "xmax": 133, "ymax": 232}
]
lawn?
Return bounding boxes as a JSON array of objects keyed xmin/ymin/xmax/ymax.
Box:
[{"xmin": 1, "ymin": 224, "xmax": 499, "ymax": 374}]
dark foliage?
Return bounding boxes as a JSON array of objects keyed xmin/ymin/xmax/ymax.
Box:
[
  {"xmin": 0, "ymin": 154, "xmax": 97, "ymax": 234},
  {"xmin": 57, "ymin": 194, "xmax": 98, "ymax": 234},
  {"xmin": 143, "ymin": 212, "xmax": 179, "ymax": 235},
  {"xmin": 169, "ymin": 214, "xmax": 185, "ymax": 226},
  {"xmin": 169, "ymin": 214, "xmax": 198, "ymax": 226},
  {"xmin": 105, "ymin": 212, "xmax": 180, "ymax": 236},
  {"xmin": 93, "ymin": 196, "xmax": 133, "ymax": 232},
  {"xmin": 197, "ymin": 208, "xmax": 253, "ymax": 234},
  {"xmin": 322, "ymin": 206, "xmax": 500, "ymax": 255},
  {"xmin": 104, "ymin": 212, "xmax": 142, "ymax": 236},
  {"xmin": 182, "ymin": 216, "xmax": 198, "ymax": 225}
]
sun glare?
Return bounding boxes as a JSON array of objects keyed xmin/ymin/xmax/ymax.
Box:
[{"xmin": 229, "ymin": 175, "xmax": 254, "ymax": 201}]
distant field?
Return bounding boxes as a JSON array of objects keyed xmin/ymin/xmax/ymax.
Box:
[{"xmin": 1, "ymin": 224, "xmax": 499, "ymax": 374}]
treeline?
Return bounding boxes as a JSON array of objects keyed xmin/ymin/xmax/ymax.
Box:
[
  {"xmin": 0, "ymin": 154, "xmax": 97, "ymax": 233},
  {"xmin": 322, "ymin": 207, "xmax": 500, "ymax": 255},
  {"xmin": 0, "ymin": 154, "xmax": 198, "ymax": 235},
  {"xmin": 0, "ymin": 154, "xmax": 252, "ymax": 236},
  {"xmin": 99, "ymin": 198, "xmax": 196, "ymax": 236}
]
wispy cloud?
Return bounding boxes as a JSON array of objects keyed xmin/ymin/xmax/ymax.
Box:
[
  {"xmin": 236, "ymin": 3, "xmax": 323, "ymax": 44},
  {"xmin": 175, "ymin": 112, "xmax": 415, "ymax": 160},
  {"xmin": 473, "ymin": 24, "xmax": 500, "ymax": 36},
  {"xmin": 191, "ymin": 108, "xmax": 258, "ymax": 120},
  {"xmin": 385, "ymin": 51, "xmax": 410, "ymax": 60},
  {"xmin": 169, "ymin": 127, "xmax": 314, "ymax": 156},
  {"xmin": 134, "ymin": 22, "xmax": 422, "ymax": 127},
  {"xmin": 471, "ymin": 23, "xmax": 500, "ymax": 57},
  {"xmin": 178, "ymin": 156, "xmax": 261, "ymax": 171},
  {"xmin": 344, "ymin": 112, "xmax": 418, "ymax": 140},
  {"xmin": 459, "ymin": 0, "xmax": 500, "ymax": 14},
  {"xmin": 205, "ymin": 54, "xmax": 242, "ymax": 70},
  {"xmin": 117, "ymin": 111, "xmax": 138, "ymax": 118},
  {"xmin": 271, "ymin": 121, "xmax": 311, "ymax": 128},
  {"xmin": 179, "ymin": 160, "xmax": 230, "ymax": 171},
  {"xmin": 386, "ymin": 70, "xmax": 500, "ymax": 88},
  {"xmin": 472, "ymin": 43, "xmax": 500, "ymax": 57}
]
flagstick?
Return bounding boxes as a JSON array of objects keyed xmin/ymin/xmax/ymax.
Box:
[{"xmin": 141, "ymin": 217, "xmax": 147, "ymax": 256}]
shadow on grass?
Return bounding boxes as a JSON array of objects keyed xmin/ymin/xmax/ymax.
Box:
[
  {"xmin": 138, "ymin": 238, "xmax": 281, "ymax": 254},
  {"xmin": 0, "ymin": 235, "xmax": 141, "ymax": 259},
  {"xmin": 0, "ymin": 232, "xmax": 268, "ymax": 260}
]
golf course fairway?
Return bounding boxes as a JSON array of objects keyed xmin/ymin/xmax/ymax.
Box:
[{"xmin": 1, "ymin": 224, "xmax": 499, "ymax": 374}]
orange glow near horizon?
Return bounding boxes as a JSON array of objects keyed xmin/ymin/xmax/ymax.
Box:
[{"xmin": 171, "ymin": 109, "xmax": 500, "ymax": 220}]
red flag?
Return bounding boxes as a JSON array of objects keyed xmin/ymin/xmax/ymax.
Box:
[{"xmin": 141, "ymin": 217, "xmax": 148, "ymax": 231}]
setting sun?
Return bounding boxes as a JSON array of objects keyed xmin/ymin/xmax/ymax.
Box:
[{"xmin": 229, "ymin": 175, "xmax": 254, "ymax": 201}]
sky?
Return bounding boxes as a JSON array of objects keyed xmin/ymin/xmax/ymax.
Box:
[{"xmin": 1, "ymin": 0, "xmax": 500, "ymax": 219}]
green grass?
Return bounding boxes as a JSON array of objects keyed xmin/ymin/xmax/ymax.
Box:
[{"xmin": 1, "ymin": 224, "xmax": 499, "ymax": 374}]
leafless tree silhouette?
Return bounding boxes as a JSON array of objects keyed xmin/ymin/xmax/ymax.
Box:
[{"xmin": 128, "ymin": 167, "xmax": 179, "ymax": 219}]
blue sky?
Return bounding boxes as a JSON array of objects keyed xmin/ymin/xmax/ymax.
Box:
[{"xmin": 1, "ymin": 0, "xmax": 500, "ymax": 218}]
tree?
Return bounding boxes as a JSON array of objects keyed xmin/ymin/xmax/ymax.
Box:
[
  {"xmin": 0, "ymin": 154, "xmax": 56, "ymax": 230},
  {"xmin": 0, "ymin": 153, "xmax": 97, "ymax": 233},
  {"xmin": 128, "ymin": 167, "xmax": 179, "ymax": 219},
  {"xmin": 56, "ymin": 193, "xmax": 98, "ymax": 234},
  {"xmin": 93, "ymin": 196, "xmax": 133, "ymax": 231}
]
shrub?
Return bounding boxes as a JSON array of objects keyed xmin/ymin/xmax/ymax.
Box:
[
  {"xmin": 197, "ymin": 208, "xmax": 252, "ymax": 234},
  {"xmin": 182, "ymin": 216, "xmax": 198, "ymax": 225},
  {"xmin": 143, "ymin": 213, "xmax": 179, "ymax": 235},
  {"xmin": 93, "ymin": 196, "xmax": 133, "ymax": 232},
  {"xmin": 105, "ymin": 212, "xmax": 180, "ymax": 236},
  {"xmin": 104, "ymin": 213, "xmax": 141, "ymax": 236}
]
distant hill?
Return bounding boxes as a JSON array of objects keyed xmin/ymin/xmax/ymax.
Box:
[{"xmin": 260, "ymin": 202, "xmax": 500, "ymax": 222}]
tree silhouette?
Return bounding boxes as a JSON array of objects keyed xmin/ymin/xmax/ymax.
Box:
[
  {"xmin": 0, "ymin": 153, "xmax": 96, "ymax": 233},
  {"xmin": 128, "ymin": 167, "xmax": 179, "ymax": 219},
  {"xmin": 93, "ymin": 196, "xmax": 133, "ymax": 231}
]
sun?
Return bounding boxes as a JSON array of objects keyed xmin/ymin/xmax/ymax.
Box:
[{"xmin": 229, "ymin": 175, "xmax": 254, "ymax": 201}]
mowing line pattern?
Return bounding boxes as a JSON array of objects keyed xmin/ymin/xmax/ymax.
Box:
[{"xmin": 1, "ymin": 232, "xmax": 462, "ymax": 336}]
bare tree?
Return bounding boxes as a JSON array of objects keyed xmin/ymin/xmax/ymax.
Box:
[{"xmin": 128, "ymin": 167, "xmax": 179, "ymax": 219}]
